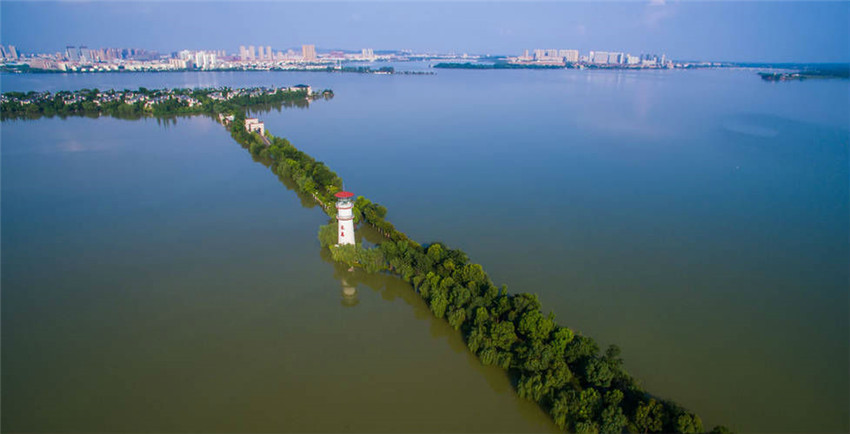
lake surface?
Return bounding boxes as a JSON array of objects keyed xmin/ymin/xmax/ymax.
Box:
[{"xmin": 2, "ymin": 67, "xmax": 848, "ymax": 432}]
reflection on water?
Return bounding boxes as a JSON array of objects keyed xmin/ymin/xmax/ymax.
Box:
[
  {"xmin": 330, "ymin": 254, "xmax": 360, "ymax": 308},
  {"xmin": 2, "ymin": 115, "xmax": 559, "ymax": 433},
  {"xmin": 246, "ymin": 98, "xmax": 313, "ymax": 117},
  {"xmin": 2, "ymin": 68, "xmax": 847, "ymax": 433},
  {"xmin": 319, "ymin": 230, "xmax": 519, "ymax": 399},
  {"xmin": 340, "ymin": 281, "xmax": 359, "ymax": 307}
]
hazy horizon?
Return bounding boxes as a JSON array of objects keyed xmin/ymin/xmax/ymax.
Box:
[{"xmin": 1, "ymin": 1, "xmax": 848, "ymax": 63}]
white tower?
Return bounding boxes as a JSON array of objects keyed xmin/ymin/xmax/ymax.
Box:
[{"xmin": 335, "ymin": 191, "xmax": 355, "ymax": 245}]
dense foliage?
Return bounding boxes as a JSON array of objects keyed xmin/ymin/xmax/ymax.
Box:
[
  {"xmin": 225, "ymin": 115, "xmax": 728, "ymax": 434},
  {"xmin": 0, "ymin": 86, "xmax": 311, "ymax": 120},
  {"xmin": 228, "ymin": 115, "xmax": 343, "ymax": 211},
  {"xmin": 342, "ymin": 209, "xmax": 709, "ymax": 433}
]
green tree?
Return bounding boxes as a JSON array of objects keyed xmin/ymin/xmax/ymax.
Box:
[
  {"xmin": 448, "ymin": 284, "xmax": 472, "ymax": 309},
  {"xmin": 635, "ymin": 399, "xmax": 665, "ymax": 433},
  {"xmin": 600, "ymin": 391, "xmax": 628, "ymax": 434},
  {"xmin": 566, "ymin": 335, "xmax": 599, "ymax": 364},
  {"xmin": 429, "ymin": 292, "xmax": 448, "ymax": 319},
  {"xmin": 575, "ymin": 421, "xmax": 600, "ymax": 434},
  {"xmin": 490, "ymin": 321, "xmax": 518, "ymax": 350},
  {"xmin": 676, "ymin": 412, "xmax": 703, "ymax": 434},
  {"xmin": 517, "ymin": 373, "xmax": 546, "ymax": 402},
  {"xmin": 550, "ymin": 392, "xmax": 571, "ymax": 429},
  {"xmin": 584, "ymin": 358, "xmax": 614, "ymax": 388},
  {"xmin": 517, "ymin": 310, "xmax": 555, "ymax": 342},
  {"xmin": 447, "ymin": 308, "xmax": 466, "ymax": 330},
  {"xmin": 550, "ymin": 327, "xmax": 575, "ymax": 355},
  {"xmin": 318, "ymin": 222, "xmax": 337, "ymax": 247},
  {"xmin": 426, "ymin": 243, "xmax": 445, "ymax": 263}
]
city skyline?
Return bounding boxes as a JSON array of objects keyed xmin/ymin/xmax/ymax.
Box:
[
  {"xmin": 3, "ymin": 40, "xmax": 683, "ymax": 73},
  {"xmin": 2, "ymin": 1, "xmax": 848, "ymax": 63}
]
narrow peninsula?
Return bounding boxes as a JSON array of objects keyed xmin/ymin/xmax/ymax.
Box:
[{"xmin": 0, "ymin": 86, "xmax": 729, "ymax": 434}]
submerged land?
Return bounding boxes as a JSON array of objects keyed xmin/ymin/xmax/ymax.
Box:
[
  {"xmin": 3, "ymin": 62, "xmax": 849, "ymax": 432},
  {"xmin": 1, "ymin": 85, "xmax": 729, "ymax": 433},
  {"xmin": 0, "ymin": 85, "xmax": 728, "ymax": 433}
]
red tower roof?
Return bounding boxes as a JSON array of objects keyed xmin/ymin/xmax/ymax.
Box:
[{"xmin": 334, "ymin": 191, "xmax": 354, "ymax": 198}]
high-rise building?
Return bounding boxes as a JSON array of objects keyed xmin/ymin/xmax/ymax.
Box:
[
  {"xmin": 617, "ymin": 53, "xmax": 623, "ymax": 64},
  {"xmin": 361, "ymin": 48, "xmax": 374, "ymax": 59},
  {"xmin": 248, "ymin": 45, "xmax": 256, "ymax": 60},
  {"xmin": 239, "ymin": 45, "xmax": 248, "ymax": 61},
  {"xmin": 302, "ymin": 44, "xmax": 317, "ymax": 61},
  {"xmin": 257, "ymin": 46, "xmax": 265, "ymax": 60},
  {"xmin": 266, "ymin": 46, "xmax": 272, "ymax": 60},
  {"xmin": 65, "ymin": 46, "xmax": 80, "ymax": 61},
  {"xmin": 641, "ymin": 54, "xmax": 661, "ymax": 66},
  {"xmin": 558, "ymin": 49, "xmax": 579, "ymax": 63},
  {"xmin": 201, "ymin": 51, "xmax": 217, "ymax": 69},
  {"xmin": 590, "ymin": 51, "xmax": 609, "ymax": 64},
  {"xmin": 79, "ymin": 45, "xmax": 90, "ymax": 63},
  {"xmin": 1, "ymin": 45, "xmax": 18, "ymax": 60}
]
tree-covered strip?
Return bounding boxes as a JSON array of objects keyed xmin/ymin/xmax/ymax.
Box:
[
  {"xmin": 225, "ymin": 114, "xmax": 730, "ymax": 434},
  {"xmin": 0, "ymin": 85, "xmax": 333, "ymax": 120},
  {"xmin": 229, "ymin": 113, "xmax": 344, "ymax": 212}
]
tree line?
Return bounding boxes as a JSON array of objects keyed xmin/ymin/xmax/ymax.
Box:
[
  {"xmin": 225, "ymin": 114, "xmax": 731, "ymax": 434},
  {"xmin": 229, "ymin": 114, "xmax": 344, "ymax": 211},
  {"xmin": 0, "ymin": 86, "xmax": 315, "ymax": 120}
]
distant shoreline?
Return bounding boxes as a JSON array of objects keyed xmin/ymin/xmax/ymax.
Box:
[
  {"xmin": 0, "ymin": 64, "xmax": 433, "ymax": 76},
  {"xmin": 433, "ymin": 61, "xmax": 850, "ymax": 75},
  {"xmin": 432, "ymin": 61, "xmax": 672, "ymax": 71},
  {"xmin": 758, "ymin": 69, "xmax": 850, "ymax": 82},
  {"xmin": 2, "ymin": 62, "xmax": 847, "ymax": 84}
]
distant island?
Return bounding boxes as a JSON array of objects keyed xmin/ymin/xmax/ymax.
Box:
[
  {"xmin": 435, "ymin": 60, "xmax": 850, "ymax": 83},
  {"xmin": 757, "ymin": 64, "xmax": 850, "ymax": 81}
]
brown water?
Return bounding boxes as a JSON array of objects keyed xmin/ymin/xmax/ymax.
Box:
[
  {"xmin": 2, "ymin": 68, "xmax": 849, "ymax": 432},
  {"xmin": 1, "ymin": 116, "xmax": 557, "ymax": 432}
]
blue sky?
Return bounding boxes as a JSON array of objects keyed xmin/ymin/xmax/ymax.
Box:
[{"xmin": 2, "ymin": 1, "xmax": 848, "ymax": 62}]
